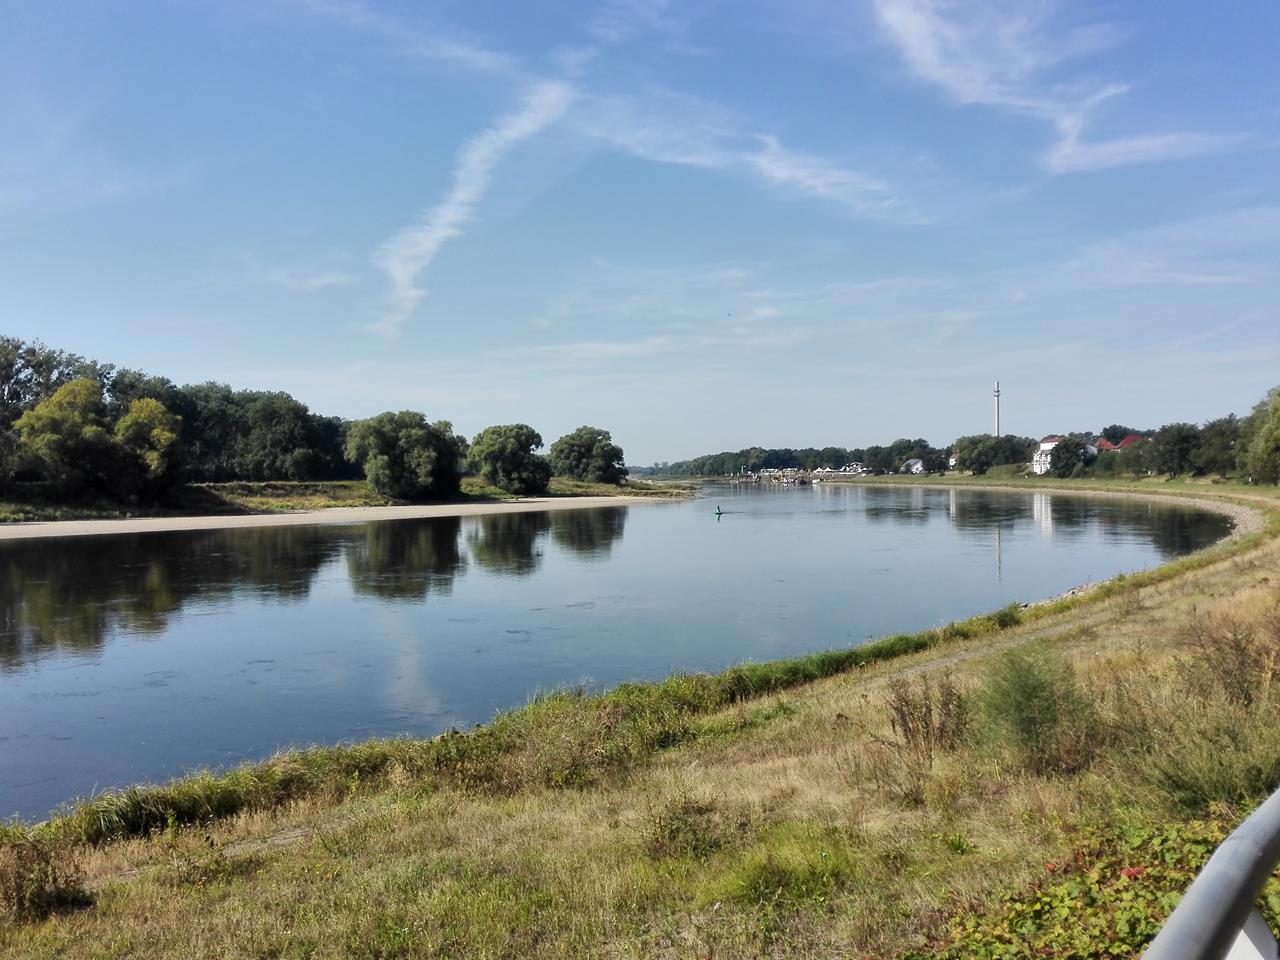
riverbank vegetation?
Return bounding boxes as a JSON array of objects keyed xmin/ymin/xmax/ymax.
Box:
[
  {"xmin": 0, "ymin": 337, "xmax": 656, "ymax": 517},
  {"xmin": 2, "ymin": 489, "xmax": 1278, "ymax": 956}
]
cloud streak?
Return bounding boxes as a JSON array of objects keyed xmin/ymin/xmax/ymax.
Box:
[
  {"xmin": 575, "ymin": 90, "xmax": 910, "ymax": 218},
  {"xmin": 288, "ymin": 0, "xmax": 518, "ymax": 78},
  {"xmin": 872, "ymin": 0, "xmax": 1245, "ymax": 173},
  {"xmin": 259, "ymin": 267, "xmax": 355, "ymax": 292},
  {"xmin": 371, "ymin": 82, "xmax": 573, "ymax": 335}
]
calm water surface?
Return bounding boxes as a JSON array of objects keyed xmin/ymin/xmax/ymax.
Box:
[{"xmin": 0, "ymin": 485, "xmax": 1231, "ymax": 819}]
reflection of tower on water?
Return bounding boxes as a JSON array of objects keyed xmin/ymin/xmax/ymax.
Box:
[{"xmin": 995, "ymin": 523, "xmax": 1003, "ymax": 581}]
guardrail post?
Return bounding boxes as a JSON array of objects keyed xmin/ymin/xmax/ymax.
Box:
[{"xmin": 1226, "ymin": 909, "xmax": 1278, "ymax": 959}]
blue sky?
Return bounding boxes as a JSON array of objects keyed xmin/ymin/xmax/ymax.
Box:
[{"xmin": 4, "ymin": 1, "xmax": 1278, "ymax": 464}]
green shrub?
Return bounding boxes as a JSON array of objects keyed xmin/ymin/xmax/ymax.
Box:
[
  {"xmin": 988, "ymin": 603, "xmax": 1023, "ymax": 630},
  {"xmin": 1147, "ymin": 704, "xmax": 1280, "ymax": 812},
  {"xmin": 980, "ymin": 649, "xmax": 1099, "ymax": 775}
]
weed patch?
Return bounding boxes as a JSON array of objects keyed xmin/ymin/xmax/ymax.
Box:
[
  {"xmin": 643, "ymin": 793, "xmax": 753, "ymax": 860},
  {"xmin": 0, "ymin": 834, "xmax": 88, "ymax": 923},
  {"xmin": 906, "ymin": 808, "xmax": 1280, "ymax": 959},
  {"xmin": 707, "ymin": 823, "xmax": 859, "ymax": 909}
]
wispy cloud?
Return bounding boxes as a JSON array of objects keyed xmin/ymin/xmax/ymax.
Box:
[
  {"xmin": 1056, "ymin": 205, "xmax": 1280, "ymax": 288},
  {"xmin": 287, "ymin": 0, "xmax": 518, "ymax": 78},
  {"xmin": 748, "ymin": 136, "xmax": 907, "ymax": 218},
  {"xmin": 872, "ymin": 0, "xmax": 1245, "ymax": 173},
  {"xmin": 371, "ymin": 82, "xmax": 574, "ymax": 335},
  {"xmin": 258, "ymin": 267, "xmax": 355, "ymax": 292},
  {"xmin": 575, "ymin": 90, "xmax": 910, "ymax": 218},
  {"xmin": 293, "ymin": 0, "xmax": 909, "ymax": 222},
  {"xmin": 588, "ymin": 0, "xmax": 674, "ymax": 43},
  {"xmin": 525, "ymin": 335, "xmax": 675, "ymax": 363}
]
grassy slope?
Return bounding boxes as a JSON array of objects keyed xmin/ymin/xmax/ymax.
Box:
[
  {"xmin": 2, "ymin": 486, "xmax": 1279, "ymax": 957},
  {"xmin": 0, "ymin": 477, "xmax": 689, "ymax": 522}
]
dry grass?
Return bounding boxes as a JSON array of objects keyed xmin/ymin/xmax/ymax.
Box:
[{"xmin": 2, "ymin": 490, "xmax": 1278, "ymax": 957}]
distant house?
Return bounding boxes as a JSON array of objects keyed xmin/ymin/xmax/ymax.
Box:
[
  {"xmin": 1117, "ymin": 434, "xmax": 1145, "ymax": 449},
  {"xmin": 1096, "ymin": 438, "xmax": 1118, "ymax": 452},
  {"xmin": 901, "ymin": 458, "xmax": 926, "ymax": 475},
  {"xmin": 1031, "ymin": 436, "xmax": 1062, "ymax": 476}
]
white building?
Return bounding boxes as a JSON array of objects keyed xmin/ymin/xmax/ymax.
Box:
[
  {"xmin": 1031, "ymin": 436, "xmax": 1061, "ymax": 475},
  {"xmin": 901, "ymin": 458, "xmax": 926, "ymax": 474}
]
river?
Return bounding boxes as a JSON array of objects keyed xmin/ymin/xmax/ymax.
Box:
[{"xmin": 0, "ymin": 484, "xmax": 1231, "ymax": 819}]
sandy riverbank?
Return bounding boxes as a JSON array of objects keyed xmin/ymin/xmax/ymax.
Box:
[{"xmin": 0, "ymin": 496, "xmax": 662, "ymax": 541}]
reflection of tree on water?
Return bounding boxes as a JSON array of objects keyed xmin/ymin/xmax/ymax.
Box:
[
  {"xmin": 1108, "ymin": 504, "xmax": 1231, "ymax": 559},
  {"xmin": 948, "ymin": 491, "xmax": 1033, "ymax": 531},
  {"xmin": 0, "ymin": 526, "xmax": 344, "ymax": 671},
  {"xmin": 346, "ymin": 518, "xmax": 465, "ymax": 600},
  {"xmin": 467, "ymin": 511, "xmax": 551, "ymax": 576},
  {"xmin": 551, "ymin": 507, "xmax": 627, "ymax": 558},
  {"xmin": 862, "ymin": 501, "xmax": 931, "ymax": 525}
]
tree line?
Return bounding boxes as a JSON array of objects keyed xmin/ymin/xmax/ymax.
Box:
[
  {"xmin": 642, "ymin": 383, "xmax": 1280, "ymax": 485},
  {"xmin": 0, "ymin": 337, "xmax": 629, "ymax": 503},
  {"xmin": 645, "ymin": 437, "xmax": 1029, "ymax": 477},
  {"xmin": 1044, "ymin": 395, "xmax": 1280, "ymax": 482}
]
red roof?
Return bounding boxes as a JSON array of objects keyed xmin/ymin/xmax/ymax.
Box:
[
  {"xmin": 1117, "ymin": 434, "xmax": 1144, "ymax": 449},
  {"xmin": 1096, "ymin": 438, "xmax": 1118, "ymax": 451}
]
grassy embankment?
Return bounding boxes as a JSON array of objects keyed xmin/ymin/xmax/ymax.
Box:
[
  {"xmin": 0, "ymin": 477, "xmax": 690, "ymax": 523},
  {"xmin": 2, "ymin": 485, "xmax": 1279, "ymax": 957}
]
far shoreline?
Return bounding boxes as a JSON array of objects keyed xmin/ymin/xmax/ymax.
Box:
[{"xmin": 0, "ymin": 495, "xmax": 669, "ymax": 542}]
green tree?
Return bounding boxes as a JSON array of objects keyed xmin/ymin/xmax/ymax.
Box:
[
  {"xmin": 13, "ymin": 379, "xmax": 118, "ymax": 493},
  {"xmin": 1101, "ymin": 424, "xmax": 1142, "ymax": 445},
  {"xmin": 0, "ymin": 337, "xmax": 111, "ymax": 430},
  {"xmin": 467, "ymin": 424, "xmax": 552, "ymax": 495},
  {"xmin": 1048, "ymin": 435, "xmax": 1091, "ymax": 478},
  {"xmin": 233, "ymin": 392, "xmax": 325, "ymax": 481},
  {"xmin": 1151, "ymin": 422, "xmax": 1201, "ymax": 477},
  {"xmin": 344, "ymin": 412, "xmax": 465, "ymax": 500},
  {"xmin": 1241, "ymin": 390, "xmax": 1280, "ymax": 484},
  {"xmin": 114, "ymin": 397, "xmax": 185, "ymax": 496},
  {"xmin": 1192, "ymin": 415, "xmax": 1240, "ymax": 478},
  {"xmin": 1116, "ymin": 438, "xmax": 1153, "ymax": 476},
  {"xmin": 548, "ymin": 426, "xmax": 628, "ymax": 484},
  {"xmin": 952, "ymin": 435, "xmax": 999, "ymax": 475},
  {"xmin": 106, "ymin": 368, "xmax": 184, "ymax": 422}
]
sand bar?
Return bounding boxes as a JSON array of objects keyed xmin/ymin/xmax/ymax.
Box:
[{"xmin": 0, "ymin": 496, "xmax": 663, "ymax": 541}]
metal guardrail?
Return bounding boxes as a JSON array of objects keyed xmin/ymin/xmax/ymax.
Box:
[{"xmin": 1144, "ymin": 787, "xmax": 1280, "ymax": 960}]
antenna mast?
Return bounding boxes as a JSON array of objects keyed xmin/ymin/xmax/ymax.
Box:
[{"xmin": 993, "ymin": 380, "xmax": 1001, "ymax": 436}]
